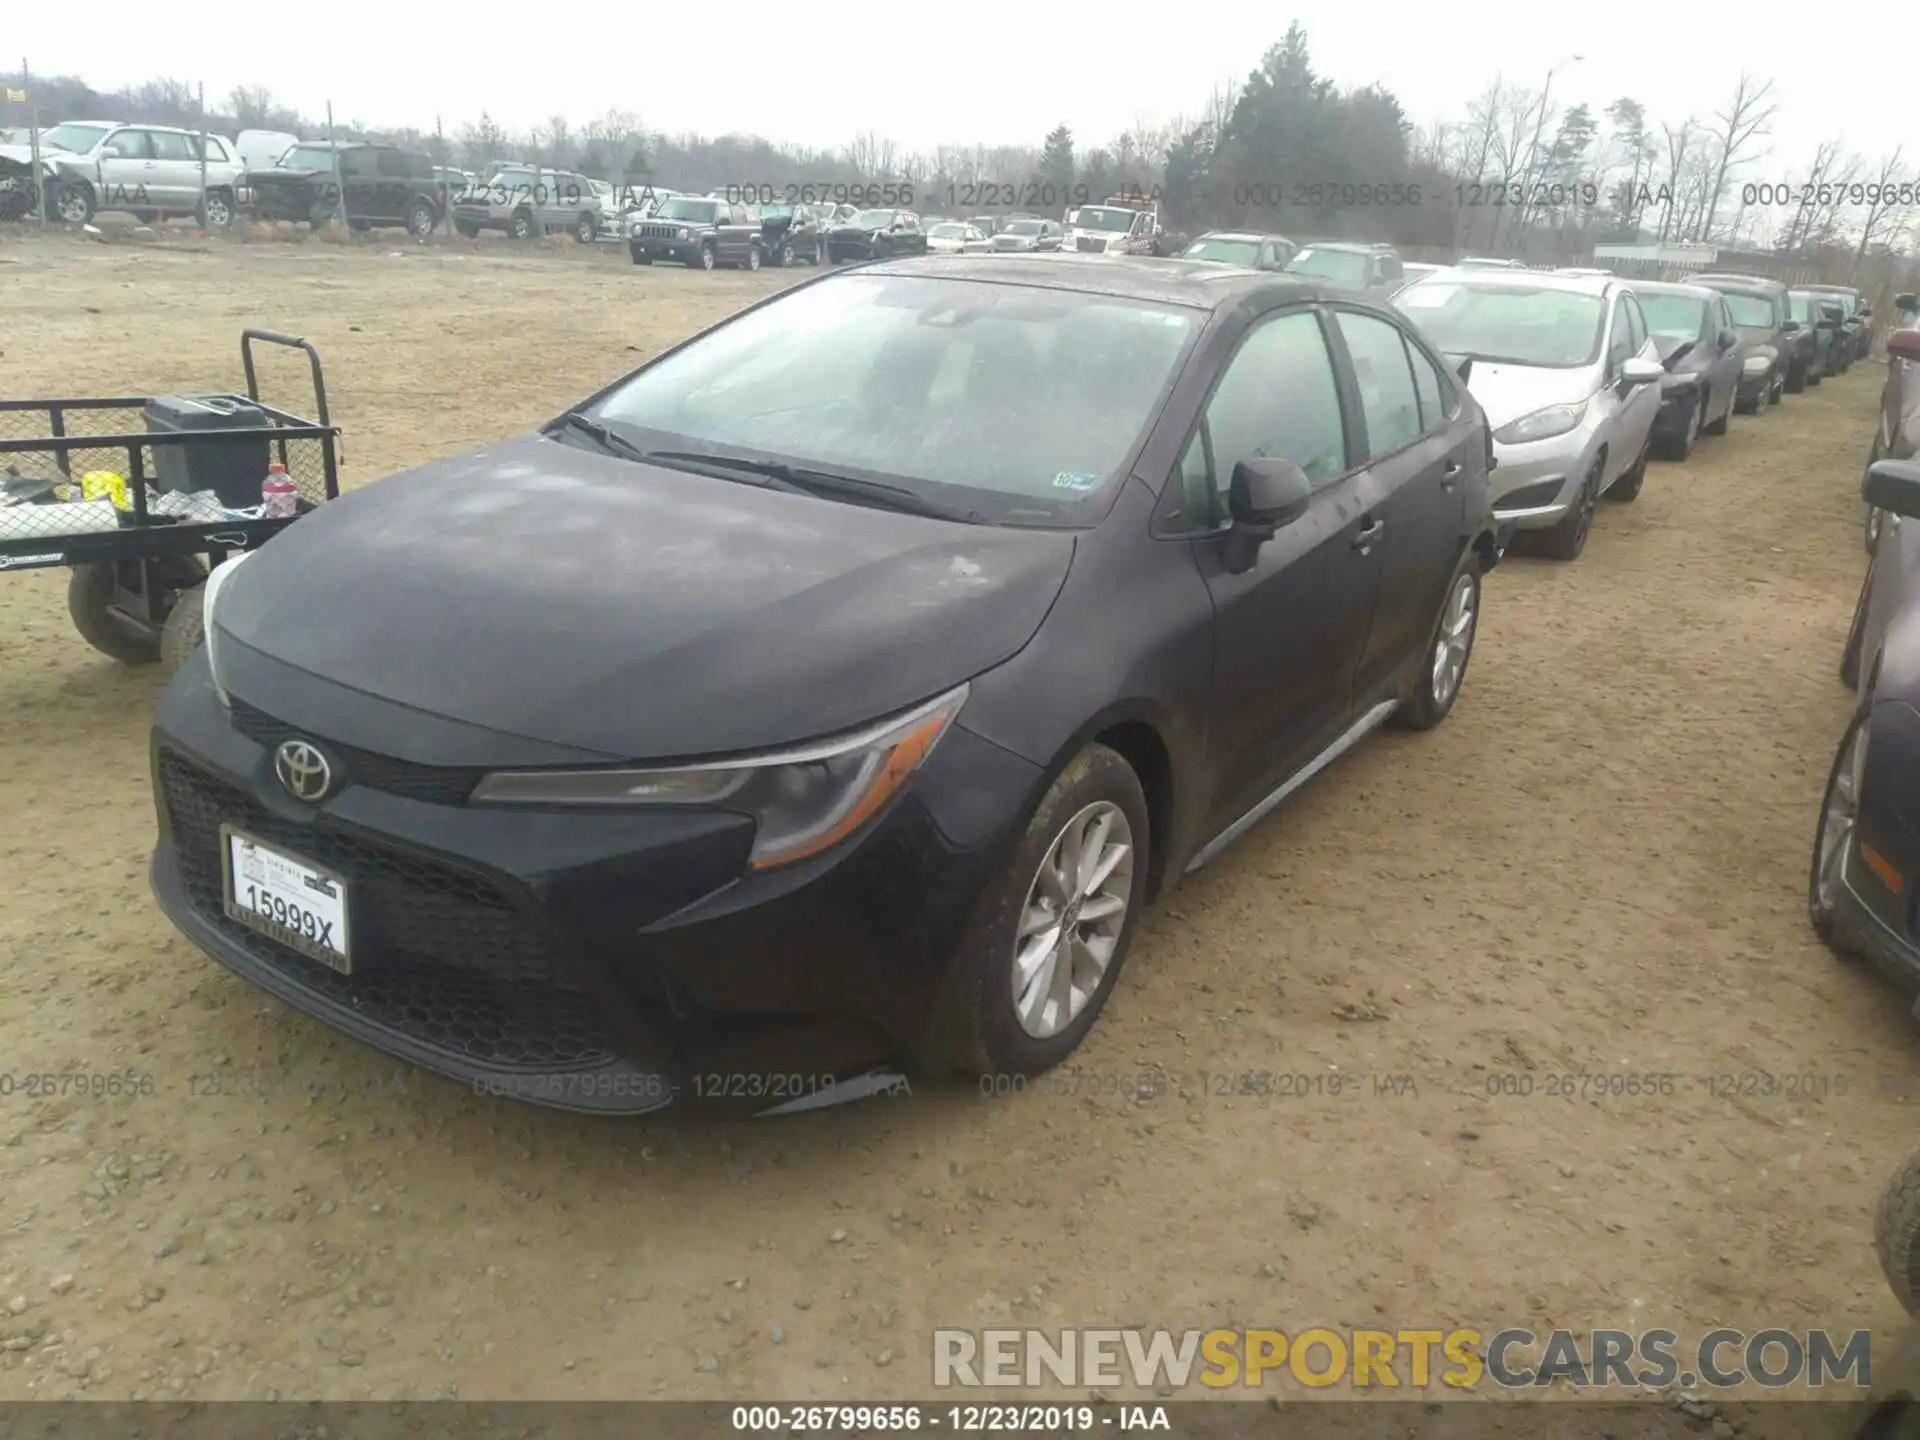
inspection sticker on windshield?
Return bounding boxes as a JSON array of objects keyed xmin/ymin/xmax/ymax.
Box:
[{"xmin": 1053, "ymin": 472, "xmax": 1103, "ymax": 492}]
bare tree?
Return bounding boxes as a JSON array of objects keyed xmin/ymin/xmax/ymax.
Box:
[
  {"xmin": 1782, "ymin": 140, "xmax": 1859, "ymax": 253},
  {"xmin": 845, "ymin": 131, "xmax": 899, "ymax": 178},
  {"xmin": 1654, "ymin": 119, "xmax": 1697, "ymax": 241},
  {"xmin": 227, "ymin": 86, "xmax": 275, "ymax": 129},
  {"xmin": 1854, "ymin": 147, "xmax": 1918, "ymax": 276},
  {"xmin": 1699, "ymin": 73, "xmax": 1777, "ymax": 242}
]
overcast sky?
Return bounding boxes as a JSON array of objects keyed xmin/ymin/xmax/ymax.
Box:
[{"xmin": 9, "ymin": 0, "xmax": 1896, "ymax": 174}]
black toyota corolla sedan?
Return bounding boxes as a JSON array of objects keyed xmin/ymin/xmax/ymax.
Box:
[{"xmin": 150, "ymin": 255, "xmax": 1501, "ymax": 1115}]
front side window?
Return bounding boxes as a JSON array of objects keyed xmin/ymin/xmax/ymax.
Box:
[
  {"xmin": 1720, "ymin": 293, "xmax": 1778, "ymax": 328},
  {"xmin": 1172, "ymin": 310, "xmax": 1348, "ymax": 529},
  {"xmin": 589, "ymin": 274, "xmax": 1202, "ymax": 526},
  {"xmin": 1336, "ymin": 311, "xmax": 1423, "ymax": 457}
]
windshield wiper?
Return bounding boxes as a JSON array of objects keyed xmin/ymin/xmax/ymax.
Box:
[
  {"xmin": 641, "ymin": 450, "xmax": 981, "ymax": 523},
  {"xmin": 547, "ymin": 411, "xmax": 650, "ymax": 463}
]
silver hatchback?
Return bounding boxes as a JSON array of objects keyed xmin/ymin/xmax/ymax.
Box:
[{"xmin": 1393, "ymin": 270, "xmax": 1665, "ymax": 561}]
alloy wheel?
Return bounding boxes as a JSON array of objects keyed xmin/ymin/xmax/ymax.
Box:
[
  {"xmin": 1431, "ymin": 572, "xmax": 1478, "ymax": 708},
  {"xmin": 1813, "ymin": 716, "xmax": 1868, "ymax": 921},
  {"xmin": 1010, "ymin": 802, "xmax": 1135, "ymax": 1040},
  {"xmin": 57, "ymin": 188, "xmax": 90, "ymax": 224},
  {"xmin": 203, "ymin": 194, "xmax": 231, "ymax": 228}
]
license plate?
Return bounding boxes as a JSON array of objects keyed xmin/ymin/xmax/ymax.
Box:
[{"xmin": 221, "ymin": 826, "xmax": 351, "ymax": 974}]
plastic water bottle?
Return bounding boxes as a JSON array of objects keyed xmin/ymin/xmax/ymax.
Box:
[{"xmin": 261, "ymin": 462, "xmax": 297, "ymax": 519}]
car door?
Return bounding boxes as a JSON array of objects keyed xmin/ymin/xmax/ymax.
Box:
[
  {"xmin": 1618, "ymin": 292, "xmax": 1661, "ymax": 457},
  {"xmin": 1712, "ymin": 296, "xmax": 1744, "ymax": 420},
  {"xmin": 97, "ymin": 127, "xmax": 157, "ymax": 210},
  {"xmin": 1329, "ymin": 307, "xmax": 1478, "ymax": 702},
  {"xmin": 1592, "ymin": 295, "xmax": 1642, "ymax": 487},
  {"xmin": 144, "ymin": 129, "xmax": 202, "ymax": 213},
  {"xmin": 371, "ymin": 149, "xmax": 413, "ymax": 224},
  {"xmin": 1171, "ymin": 306, "xmax": 1387, "ymax": 824}
]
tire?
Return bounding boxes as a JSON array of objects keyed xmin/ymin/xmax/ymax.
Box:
[
  {"xmin": 407, "ymin": 201, "xmax": 436, "ymax": 240},
  {"xmin": 697, "ymin": 242, "xmax": 716, "ymax": 271},
  {"xmin": 199, "ymin": 190, "xmax": 234, "ymax": 230},
  {"xmin": 1808, "ymin": 356, "xmax": 1824, "ymax": 387},
  {"xmin": 1877, "ymin": 1150, "xmax": 1920, "ymax": 1318},
  {"xmin": 1391, "ymin": 550, "xmax": 1481, "ymax": 731},
  {"xmin": 776, "ymin": 240, "xmax": 794, "ymax": 267},
  {"xmin": 575, "ymin": 213, "xmax": 597, "ymax": 245},
  {"xmin": 66, "ymin": 558, "xmax": 201, "ymax": 664},
  {"xmin": 159, "ymin": 582, "xmax": 207, "ymax": 680},
  {"xmin": 1786, "ymin": 359, "xmax": 1807, "ymax": 394},
  {"xmin": 1538, "ymin": 464, "xmax": 1600, "ymax": 561},
  {"xmin": 510, "ymin": 209, "xmax": 533, "ymax": 240},
  {"xmin": 1810, "ymin": 706, "xmax": 1871, "ymax": 952},
  {"xmin": 942, "ymin": 745, "xmax": 1150, "ymax": 1078},
  {"xmin": 745, "ymin": 243, "xmax": 763, "ymax": 272},
  {"xmin": 347, "ymin": 218, "xmax": 372, "ymax": 233},
  {"xmin": 455, "ymin": 219, "xmax": 480, "ymax": 238},
  {"xmin": 56, "ymin": 181, "xmax": 95, "ymax": 226},
  {"xmin": 1608, "ymin": 441, "xmax": 1650, "ymax": 502},
  {"xmin": 1657, "ymin": 396, "xmax": 1704, "ymax": 461},
  {"xmin": 1842, "ymin": 559, "xmax": 1873, "ymax": 690}
]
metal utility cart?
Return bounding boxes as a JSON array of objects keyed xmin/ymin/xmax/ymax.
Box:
[{"xmin": 0, "ymin": 330, "xmax": 341, "ymax": 674}]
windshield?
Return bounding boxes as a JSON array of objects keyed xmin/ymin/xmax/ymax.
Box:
[
  {"xmin": 1007, "ymin": 220, "xmax": 1043, "ymax": 236},
  {"xmin": 1073, "ymin": 207, "xmax": 1137, "ymax": 233},
  {"xmin": 1720, "ymin": 293, "xmax": 1778, "ymax": 328},
  {"xmin": 1393, "ymin": 281, "xmax": 1606, "ymax": 368},
  {"xmin": 761, "ymin": 203, "xmax": 793, "ymax": 219},
  {"xmin": 279, "ymin": 145, "xmax": 338, "ymax": 173},
  {"xmin": 1284, "ymin": 247, "xmax": 1370, "ymax": 286},
  {"xmin": 929, "ymin": 223, "xmax": 966, "ymax": 238},
  {"xmin": 1813, "ymin": 291, "xmax": 1859, "ymax": 317},
  {"xmin": 655, "ymin": 197, "xmax": 719, "ymax": 223},
  {"xmin": 39, "ymin": 122, "xmax": 112, "ymax": 154},
  {"xmin": 852, "ymin": 209, "xmax": 898, "ymax": 227},
  {"xmin": 1184, "ymin": 238, "xmax": 1261, "ymax": 265},
  {"xmin": 1635, "ymin": 294, "xmax": 1707, "ymax": 343},
  {"xmin": 588, "ymin": 274, "xmax": 1201, "ymax": 526}
]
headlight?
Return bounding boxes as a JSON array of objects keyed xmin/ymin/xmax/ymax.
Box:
[
  {"xmin": 1493, "ymin": 400, "xmax": 1588, "ymax": 446},
  {"xmin": 676, "ymin": 226, "xmax": 689, "ymax": 241},
  {"xmin": 472, "ymin": 683, "xmax": 969, "ymax": 870},
  {"xmin": 199, "ymin": 549, "xmax": 254, "ymax": 707},
  {"xmin": 1744, "ymin": 350, "xmax": 1776, "ymax": 372}
]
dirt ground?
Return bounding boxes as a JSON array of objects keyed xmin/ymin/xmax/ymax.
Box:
[{"xmin": 0, "ymin": 227, "xmax": 1913, "ymax": 1407}]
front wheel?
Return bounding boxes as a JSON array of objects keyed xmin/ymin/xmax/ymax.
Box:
[
  {"xmin": 1608, "ymin": 441, "xmax": 1649, "ymax": 502},
  {"xmin": 696, "ymin": 242, "xmax": 716, "ymax": 271},
  {"xmin": 776, "ymin": 240, "xmax": 794, "ymax": 267},
  {"xmin": 510, "ymin": 209, "xmax": 533, "ymax": 240},
  {"xmin": 574, "ymin": 212, "xmax": 597, "ymax": 245},
  {"xmin": 1538, "ymin": 466, "xmax": 1599, "ymax": 561},
  {"xmin": 1877, "ymin": 1150, "xmax": 1920, "ymax": 1318},
  {"xmin": 1392, "ymin": 553, "xmax": 1480, "ymax": 731},
  {"xmin": 744, "ymin": 244, "xmax": 762, "ymax": 272},
  {"xmin": 1658, "ymin": 396, "xmax": 1703, "ymax": 461},
  {"xmin": 57, "ymin": 182, "xmax": 95, "ymax": 225},
  {"xmin": 940, "ymin": 745, "xmax": 1150, "ymax": 1078}
]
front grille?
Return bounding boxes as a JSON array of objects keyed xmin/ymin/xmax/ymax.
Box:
[
  {"xmin": 158, "ymin": 748, "xmax": 614, "ymax": 1071},
  {"xmin": 634, "ymin": 223, "xmax": 684, "ymax": 241},
  {"xmin": 228, "ymin": 698, "xmax": 482, "ymax": 805},
  {"xmin": 1076, "ymin": 235, "xmax": 1106, "ymax": 253}
]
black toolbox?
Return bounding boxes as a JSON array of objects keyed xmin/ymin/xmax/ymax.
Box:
[{"xmin": 144, "ymin": 395, "xmax": 272, "ymax": 508}]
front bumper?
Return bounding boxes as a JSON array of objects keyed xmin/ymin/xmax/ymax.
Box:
[
  {"xmin": 1737, "ymin": 365, "xmax": 1776, "ymax": 401},
  {"xmin": 1652, "ymin": 383, "xmax": 1703, "ymax": 439},
  {"xmin": 629, "ymin": 239, "xmax": 707, "ymax": 264},
  {"xmin": 1486, "ymin": 431, "xmax": 1593, "ymax": 531},
  {"xmin": 148, "ymin": 657, "xmax": 1041, "ymax": 1114}
]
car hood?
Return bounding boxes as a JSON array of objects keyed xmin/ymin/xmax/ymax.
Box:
[
  {"xmin": 214, "ymin": 434, "xmax": 1075, "ymax": 760},
  {"xmin": 244, "ymin": 166, "xmax": 328, "ymax": 186},
  {"xmin": 1450, "ymin": 359, "xmax": 1597, "ymax": 430},
  {"xmin": 830, "ymin": 222, "xmax": 888, "ymax": 236}
]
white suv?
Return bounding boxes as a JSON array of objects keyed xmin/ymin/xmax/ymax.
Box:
[{"xmin": 29, "ymin": 120, "xmax": 246, "ymax": 227}]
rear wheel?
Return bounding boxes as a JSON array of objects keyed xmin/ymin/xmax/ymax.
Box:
[
  {"xmin": 776, "ymin": 240, "xmax": 794, "ymax": 267},
  {"xmin": 407, "ymin": 201, "xmax": 436, "ymax": 240},
  {"xmin": 67, "ymin": 557, "xmax": 202, "ymax": 665},
  {"xmin": 1809, "ymin": 707, "xmax": 1870, "ymax": 950},
  {"xmin": 574, "ymin": 212, "xmax": 597, "ymax": 245},
  {"xmin": 510, "ymin": 209, "xmax": 533, "ymax": 240},
  {"xmin": 744, "ymin": 243, "xmax": 763, "ymax": 272},
  {"xmin": 455, "ymin": 219, "xmax": 480, "ymax": 238},
  {"xmin": 939, "ymin": 745, "xmax": 1149, "ymax": 1078},
  {"xmin": 1391, "ymin": 552, "xmax": 1480, "ymax": 731},
  {"xmin": 199, "ymin": 190, "xmax": 234, "ymax": 230},
  {"xmin": 1877, "ymin": 1149, "xmax": 1920, "ymax": 1318}
]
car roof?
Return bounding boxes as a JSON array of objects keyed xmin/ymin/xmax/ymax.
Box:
[
  {"xmin": 1194, "ymin": 231, "xmax": 1288, "ymax": 243},
  {"xmin": 1302, "ymin": 240, "xmax": 1395, "ymax": 254},
  {"xmin": 1796, "ymin": 283, "xmax": 1861, "ymax": 295},
  {"xmin": 862, "ymin": 253, "xmax": 1343, "ymax": 310},
  {"xmin": 1411, "ymin": 267, "xmax": 1616, "ymax": 298},
  {"xmin": 1621, "ymin": 279, "xmax": 1717, "ymax": 300},
  {"xmin": 1691, "ymin": 273, "xmax": 1785, "ymax": 291}
]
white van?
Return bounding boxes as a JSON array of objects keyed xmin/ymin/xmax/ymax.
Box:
[{"xmin": 235, "ymin": 130, "xmax": 301, "ymax": 172}]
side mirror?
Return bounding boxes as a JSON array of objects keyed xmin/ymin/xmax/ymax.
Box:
[
  {"xmin": 1454, "ymin": 356, "xmax": 1474, "ymax": 384},
  {"xmin": 1224, "ymin": 457, "xmax": 1313, "ymax": 572},
  {"xmin": 1717, "ymin": 328, "xmax": 1740, "ymax": 350},
  {"xmin": 1896, "ymin": 293, "xmax": 1918, "ymax": 315},
  {"xmin": 1621, "ymin": 357, "xmax": 1665, "ymax": 387},
  {"xmin": 1782, "ymin": 319, "xmax": 1801, "ymax": 333},
  {"xmin": 1663, "ymin": 340, "xmax": 1697, "ymax": 370},
  {"xmin": 1888, "ymin": 329, "xmax": 1920, "ymax": 363},
  {"xmin": 1864, "ymin": 459, "xmax": 1920, "ymax": 522}
]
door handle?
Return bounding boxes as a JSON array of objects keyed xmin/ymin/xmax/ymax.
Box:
[
  {"xmin": 1441, "ymin": 459, "xmax": 1462, "ymax": 491},
  {"xmin": 1352, "ymin": 519, "xmax": 1385, "ymax": 552}
]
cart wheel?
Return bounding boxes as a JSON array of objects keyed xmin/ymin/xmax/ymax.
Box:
[
  {"xmin": 67, "ymin": 558, "xmax": 202, "ymax": 666},
  {"xmin": 159, "ymin": 582, "xmax": 207, "ymax": 680}
]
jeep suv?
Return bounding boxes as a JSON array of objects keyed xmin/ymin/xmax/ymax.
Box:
[
  {"xmin": 453, "ymin": 165, "xmax": 606, "ymax": 243},
  {"xmin": 1282, "ymin": 241, "xmax": 1405, "ymax": 296},
  {"xmin": 245, "ymin": 141, "xmax": 445, "ymax": 239},
  {"xmin": 29, "ymin": 120, "xmax": 245, "ymax": 227},
  {"xmin": 628, "ymin": 194, "xmax": 766, "ymax": 270}
]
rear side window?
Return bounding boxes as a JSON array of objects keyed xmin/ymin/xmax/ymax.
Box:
[
  {"xmin": 375, "ymin": 150, "xmax": 412, "ymax": 178},
  {"xmin": 1404, "ymin": 334, "xmax": 1450, "ymax": 432},
  {"xmin": 1335, "ymin": 310, "xmax": 1423, "ymax": 456},
  {"xmin": 148, "ymin": 131, "xmax": 195, "ymax": 161},
  {"xmin": 108, "ymin": 130, "xmax": 155, "ymax": 160}
]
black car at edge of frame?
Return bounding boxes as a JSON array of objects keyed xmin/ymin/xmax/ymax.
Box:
[{"xmin": 148, "ymin": 255, "xmax": 1503, "ymax": 1117}]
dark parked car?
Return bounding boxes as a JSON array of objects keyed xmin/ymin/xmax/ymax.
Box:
[
  {"xmin": 986, "ymin": 217, "xmax": 1064, "ymax": 253},
  {"xmin": 1860, "ymin": 294, "xmax": 1920, "ymax": 558},
  {"xmin": 758, "ymin": 203, "xmax": 825, "ymax": 267},
  {"xmin": 148, "ymin": 255, "xmax": 1502, "ymax": 1114},
  {"xmin": 1789, "ymin": 290, "xmax": 1848, "ymax": 382},
  {"xmin": 245, "ymin": 141, "xmax": 445, "ymax": 239},
  {"xmin": 824, "ymin": 208, "xmax": 929, "ymax": 262},
  {"xmin": 1693, "ymin": 274, "xmax": 1796, "ymax": 413},
  {"xmin": 1179, "ymin": 232, "xmax": 1297, "ymax": 271},
  {"xmin": 1621, "ymin": 280, "xmax": 1744, "ymax": 460},
  {"xmin": 1282, "ymin": 241, "xmax": 1404, "ymax": 298},
  {"xmin": 1800, "ymin": 284, "xmax": 1871, "ymax": 369},
  {"xmin": 628, "ymin": 195, "xmax": 766, "ymax": 271}
]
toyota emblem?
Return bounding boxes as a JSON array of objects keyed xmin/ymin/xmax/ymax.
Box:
[{"xmin": 274, "ymin": 740, "xmax": 334, "ymax": 803}]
